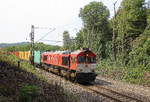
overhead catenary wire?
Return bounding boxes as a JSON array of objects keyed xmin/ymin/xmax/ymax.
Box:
[
  {"xmin": 35, "ymin": 28, "xmax": 56, "ymax": 43},
  {"xmin": 40, "ymin": 39, "xmax": 62, "ymax": 43},
  {"xmin": 27, "ymin": 20, "xmax": 81, "ymax": 44}
]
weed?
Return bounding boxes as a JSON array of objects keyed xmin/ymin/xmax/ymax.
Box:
[{"xmin": 19, "ymin": 84, "xmax": 40, "ymax": 102}]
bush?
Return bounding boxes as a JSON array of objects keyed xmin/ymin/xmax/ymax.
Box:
[
  {"xmin": 19, "ymin": 84, "xmax": 40, "ymax": 102},
  {"xmin": 96, "ymin": 58, "xmax": 150, "ymax": 86},
  {"xmin": 96, "ymin": 59, "xmax": 125, "ymax": 80},
  {"xmin": 123, "ymin": 67, "xmax": 145, "ymax": 84}
]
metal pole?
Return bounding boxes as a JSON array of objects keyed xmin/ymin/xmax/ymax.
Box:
[{"xmin": 30, "ymin": 25, "xmax": 34, "ymax": 64}]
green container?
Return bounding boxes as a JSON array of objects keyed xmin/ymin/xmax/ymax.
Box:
[{"xmin": 34, "ymin": 51, "xmax": 41, "ymax": 64}]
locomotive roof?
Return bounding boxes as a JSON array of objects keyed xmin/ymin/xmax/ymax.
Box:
[
  {"xmin": 42, "ymin": 50, "xmax": 71, "ymax": 54},
  {"xmin": 71, "ymin": 49, "xmax": 93, "ymax": 54},
  {"xmin": 71, "ymin": 50, "xmax": 81, "ymax": 54},
  {"xmin": 42, "ymin": 49, "xmax": 93, "ymax": 55}
]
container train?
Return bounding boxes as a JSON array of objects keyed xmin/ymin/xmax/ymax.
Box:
[{"xmin": 10, "ymin": 48, "xmax": 97, "ymax": 83}]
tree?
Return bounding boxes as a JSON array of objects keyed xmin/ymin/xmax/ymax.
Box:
[
  {"xmin": 115, "ymin": 0, "xmax": 147, "ymax": 63},
  {"xmin": 75, "ymin": 28, "xmax": 88, "ymax": 49},
  {"xmin": 128, "ymin": 12, "xmax": 150, "ymax": 68},
  {"xmin": 63, "ymin": 31, "xmax": 71, "ymax": 50},
  {"xmin": 79, "ymin": 1, "xmax": 112, "ymax": 59}
]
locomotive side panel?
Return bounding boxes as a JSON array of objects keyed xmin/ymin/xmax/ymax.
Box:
[{"xmin": 70, "ymin": 54, "xmax": 78, "ymax": 71}]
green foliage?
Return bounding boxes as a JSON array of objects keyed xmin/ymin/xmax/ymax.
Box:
[
  {"xmin": 19, "ymin": 84, "xmax": 40, "ymax": 102},
  {"xmin": 115, "ymin": 0, "xmax": 147, "ymax": 61},
  {"xmin": 0, "ymin": 53, "xmax": 47, "ymax": 81},
  {"xmin": 34, "ymin": 42, "xmax": 60, "ymax": 51},
  {"xmin": 3, "ymin": 44, "xmax": 30, "ymax": 51},
  {"xmin": 63, "ymin": 31, "xmax": 71, "ymax": 50},
  {"xmin": 96, "ymin": 59, "xmax": 125, "ymax": 80},
  {"xmin": 97, "ymin": 60, "xmax": 150, "ymax": 85},
  {"xmin": 127, "ymin": 7, "xmax": 150, "ymax": 69},
  {"xmin": 123, "ymin": 67, "xmax": 146, "ymax": 84},
  {"xmin": 75, "ymin": 28, "xmax": 88, "ymax": 49},
  {"xmin": 128, "ymin": 28, "xmax": 150, "ymax": 69},
  {"xmin": 79, "ymin": 1, "xmax": 109, "ymax": 29},
  {"xmin": 147, "ymin": 8, "xmax": 150, "ymax": 24},
  {"xmin": 78, "ymin": 1, "xmax": 112, "ymax": 59},
  {"xmin": 3, "ymin": 42, "xmax": 60, "ymax": 51}
]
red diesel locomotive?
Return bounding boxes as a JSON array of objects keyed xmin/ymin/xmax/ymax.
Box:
[{"xmin": 41, "ymin": 48, "xmax": 97, "ymax": 83}]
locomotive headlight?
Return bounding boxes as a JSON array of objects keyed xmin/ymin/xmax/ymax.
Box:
[
  {"xmin": 91, "ymin": 69, "xmax": 95, "ymax": 72},
  {"xmin": 80, "ymin": 69, "xmax": 83, "ymax": 71}
]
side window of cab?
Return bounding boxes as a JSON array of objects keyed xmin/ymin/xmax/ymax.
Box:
[{"xmin": 43, "ymin": 55, "xmax": 48, "ymax": 61}]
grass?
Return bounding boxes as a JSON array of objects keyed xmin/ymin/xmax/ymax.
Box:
[
  {"xmin": 0, "ymin": 54, "xmax": 48, "ymax": 82},
  {"xmin": 0, "ymin": 53, "xmax": 78, "ymax": 102},
  {"xmin": 19, "ymin": 84, "xmax": 40, "ymax": 102}
]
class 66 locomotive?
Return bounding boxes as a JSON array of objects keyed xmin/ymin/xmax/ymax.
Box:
[{"xmin": 11, "ymin": 48, "xmax": 97, "ymax": 83}]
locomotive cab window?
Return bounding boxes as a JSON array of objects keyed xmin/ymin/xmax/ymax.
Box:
[
  {"xmin": 78, "ymin": 56, "xmax": 86, "ymax": 63},
  {"xmin": 87, "ymin": 56, "xmax": 96, "ymax": 63}
]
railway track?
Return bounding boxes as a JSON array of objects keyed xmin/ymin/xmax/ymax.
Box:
[
  {"xmin": 78, "ymin": 84, "xmax": 143, "ymax": 102},
  {"xmin": 73, "ymin": 80, "xmax": 146, "ymax": 102},
  {"xmin": 37, "ymin": 68, "xmax": 145, "ymax": 102}
]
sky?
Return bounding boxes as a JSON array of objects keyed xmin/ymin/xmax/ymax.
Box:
[{"xmin": 0, "ymin": 0, "xmax": 122, "ymax": 46}]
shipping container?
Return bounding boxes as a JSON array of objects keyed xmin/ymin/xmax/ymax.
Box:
[
  {"xmin": 34, "ymin": 51, "xmax": 41, "ymax": 64},
  {"xmin": 24, "ymin": 51, "xmax": 30, "ymax": 61},
  {"xmin": 18, "ymin": 51, "xmax": 30, "ymax": 61}
]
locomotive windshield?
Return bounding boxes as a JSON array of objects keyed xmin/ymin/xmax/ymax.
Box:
[
  {"xmin": 78, "ymin": 56, "xmax": 96, "ymax": 63},
  {"xmin": 78, "ymin": 56, "xmax": 86, "ymax": 63},
  {"xmin": 87, "ymin": 56, "xmax": 96, "ymax": 63}
]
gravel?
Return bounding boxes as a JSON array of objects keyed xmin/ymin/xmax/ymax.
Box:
[
  {"xmin": 96, "ymin": 76, "xmax": 150, "ymax": 102},
  {"xmin": 35, "ymin": 68, "xmax": 115, "ymax": 102}
]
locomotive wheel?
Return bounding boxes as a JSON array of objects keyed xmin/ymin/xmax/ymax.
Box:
[
  {"xmin": 70, "ymin": 72, "xmax": 76, "ymax": 82},
  {"xmin": 66, "ymin": 71, "xmax": 71, "ymax": 80},
  {"xmin": 58, "ymin": 69, "xmax": 61, "ymax": 76},
  {"xmin": 70, "ymin": 77, "xmax": 75, "ymax": 82}
]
